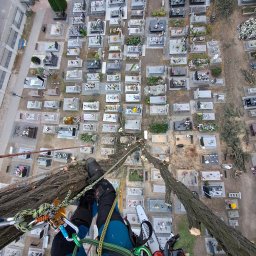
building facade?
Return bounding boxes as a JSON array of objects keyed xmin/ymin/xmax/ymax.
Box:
[{"xmin": 0, "ymin": 0, "xmax": 27, "ymax": 105}]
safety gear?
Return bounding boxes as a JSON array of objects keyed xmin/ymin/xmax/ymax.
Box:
[{"xmin": 164, "ymin": 234, "xmax": 185, "ymax": 256}]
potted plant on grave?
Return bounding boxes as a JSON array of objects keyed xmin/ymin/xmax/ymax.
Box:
[{"xmin": 31, "ymin": 56, "xmax": 41, "ymax": 65}]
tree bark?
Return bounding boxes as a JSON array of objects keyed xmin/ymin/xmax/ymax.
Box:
[
  {"xmin": 141, "ymin": 146, "xmax": 256, "ymax": 256},
  {"xmin": 0, "ymin": 162, "xmax": 88, "ymax": 249}
]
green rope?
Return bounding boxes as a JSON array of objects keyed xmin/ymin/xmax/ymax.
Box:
[
  {"xmin": 71, "ymin": 238, "xmax": 153, "ymax": 256},
  {"xmin": 72, "ymin": 238, "xmax": 133, "ymax": 256},
  {"xmin": 14, "ymin": 203, "xmax": 52, "ymax": 232},
  {"xmin": 72, "ymin": 233, "xmax": 82, "ymax": 247}
]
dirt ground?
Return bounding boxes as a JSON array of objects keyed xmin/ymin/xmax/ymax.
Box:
[{"xmin": 209, "ymin": 8, "xmax": 256, "ymax": 243}]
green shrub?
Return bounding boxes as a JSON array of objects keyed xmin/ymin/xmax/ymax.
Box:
[
  {"xmin": 211, "ymin": 67, "xmax": 222, "ymax": 77},
  {"xmin": 80, "ymin": 133, "xmax": 94, "ymax": 142},
  {"xmin": 31, "ymin": 56, "xmax": 41, "ymax": 65},
  {"xmin": 79, "ymin": 28, "xmax": 87, "ymax": 37},
  {"xmin": 36, "ymin": 67, "xmax": 44, "ymax": 76},
  {"xmin": 145, "ymin": 96, "xmax": 150, "ymax": 105},
  {"xmin": 129, "ymin": 169, "xmax": 144, "ymax": 182},
  {"xmin": 99, "ymin": 73, "xmax": 104, "ymax": 82},
  {"xmin": 126, "ymin": 36, "xmax": 141, "ymax": 46},
  {"xmin": 149, "ymin": 123, "xmax": 168, "ymax": 133},
  {"xmin": 147, "ymin": 76, "xmax": 162, "ymax": 85},
  {"xmin": 251, "ymin": 52, "xmax": 256, "ymax": 60},
  {"xmin": 94, "ymin": 52, "xmax": 100, "ymax": 60},
  {"xmin": 48, "ymin": 0, "xmax": 67, "ymax": 12}
]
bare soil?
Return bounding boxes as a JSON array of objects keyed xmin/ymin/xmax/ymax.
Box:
[{"xmin": 204, "ymin": 7, "xmax": 256, "ymax": 243}]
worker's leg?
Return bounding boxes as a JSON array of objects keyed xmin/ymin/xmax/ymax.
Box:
[
  {"xmin": 51, "ymin": 190, "xmax": 95, "ymax": 256},
  {"xmin": 95, "ymin": 179, "xmax": 133, "ymax": 251},
  {"xmin": 85, "ymin": 158, "xmax": 133, "ymax": 250},
  {"xmin": 95, "ymin": 179, "xmax": 123, "ymax": 227}
]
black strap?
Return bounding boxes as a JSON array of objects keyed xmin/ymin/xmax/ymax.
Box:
[
  {"xmin": 164, "ymin": 234, "xmax": 185, "ymax": 256},
  {"xmin": 125, "ymin": 218, "xmax": 153, "ymax": 247}
]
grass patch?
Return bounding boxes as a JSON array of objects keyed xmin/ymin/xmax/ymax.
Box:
[
  {"xmin": 149, "ymin": 122, "xmax": 168, "ymax": 133},
  {"xmin": 211, "ymin": 66, "xmax": 222, "ymax": 77},
  {"xmin": 128, "ymin": 169, "xmax": 144, "ymax": 182},
  {"xmin": 80, "ymin": 133, "xmax": 95, "ymax": 142},
  {"xmin": 126, "ymin": 36, "xmax": 141, "ymax": 46},
  {"xmin": 152, "ymin": 8, "xmax": 167, "ymax": 17},
  {"xmin": 188, "ymin": 53, "xmax": 209, "ymax": 61},
  {"xmin": 147, "ymin": 76, "xmax": 163, "ymax": 85},
  {"xmin": 169, "ymin": 19, "xmax": 186, "ymax": 27},
  {"xmin": 87, "ymin": 51, "xmax": 98, "ymax": 59},
  {"xmin": 174, "ymin": 216, "xmax": 196, "ymax": 255}
]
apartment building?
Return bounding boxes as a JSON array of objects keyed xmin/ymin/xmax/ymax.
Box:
[{"xmin": 0, "ymin": 0, "xmax": 27, "ymax": 105}]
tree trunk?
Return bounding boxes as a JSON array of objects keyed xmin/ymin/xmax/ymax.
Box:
[
  {"xmin": 0, "ymin": 162, "xmax": 88, "ymax": 249},
  {"xmin": 141, "ymin": 147, "xmax": 256, "ymax": 256}
]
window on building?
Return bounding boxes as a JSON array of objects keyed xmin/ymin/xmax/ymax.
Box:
[
  {"xmin": 6, "ymin": 29, "xmax": 18, "ymax": 49},
  {"xmin": 0, "ymin": 49, "xmax": 12, "ymax": 68},
  {"xmin": 13, "ymin": 8, "xmax": 24, "ymax": 29},
  {"xmin": 0, "ymin": 70, "xmax": 6, "ymax": 89}
]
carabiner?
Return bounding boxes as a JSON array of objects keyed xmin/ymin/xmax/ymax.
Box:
[
  {"xmin": 59, "ymin": 217, "xmax": 81, "ymax": 245},
  {"xmin": 133, "ymin": 246, "xmax": 152, "ymax": 256}
]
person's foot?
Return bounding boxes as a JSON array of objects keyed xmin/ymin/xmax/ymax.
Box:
[{"xmin": 86, "ymin": 158, "xmax": 104, "ymax": 183}]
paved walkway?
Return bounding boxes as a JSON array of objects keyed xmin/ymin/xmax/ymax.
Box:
[{"xmin": 0, "ymin": 9, "xmax": 46, "ymax": 171}]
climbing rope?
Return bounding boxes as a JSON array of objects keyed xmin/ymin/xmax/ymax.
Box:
[
  {"xmin": 98, "ymin": 187, "xmax": 120, "ymax": 255},
  {"xmin": 13, "ymin": 145, "xmax": 139, "ymax": 232},
  {"xmin": 71, "ymin": 238, "xmax": 152, "ymax": 256}
]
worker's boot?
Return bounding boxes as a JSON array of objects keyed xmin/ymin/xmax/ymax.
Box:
[{"xmin": 86, "ymin": 157, "xmax": 104, "ymax": 183}]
